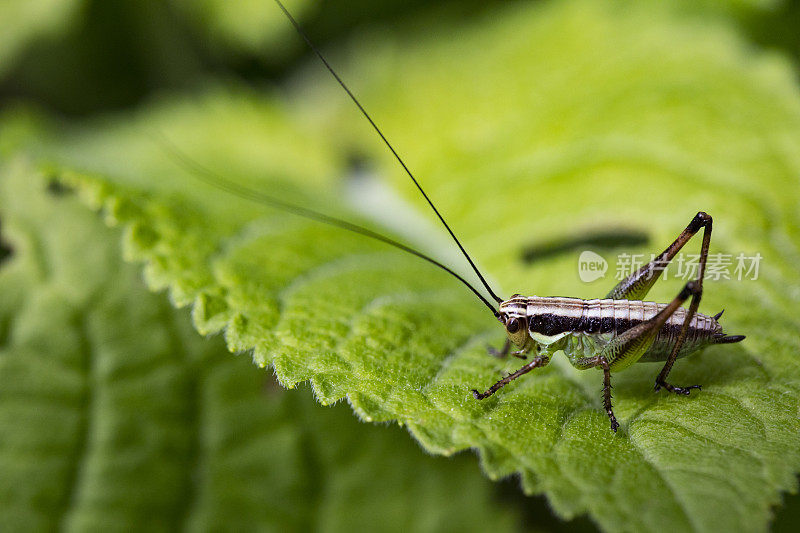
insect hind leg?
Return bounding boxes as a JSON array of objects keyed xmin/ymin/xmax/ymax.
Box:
[
  {"xmin": 606, "ymin": 211, "xmax": 712, "ymax": 301},
  {"xmin": 654, "ymin": 214, "xmax": 713, "ymax": 395}
]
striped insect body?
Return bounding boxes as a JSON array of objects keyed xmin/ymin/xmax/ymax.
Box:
[
  {"xmin": 500, "ymin": 296, "xmax": 739, "ymax": 374},
  {"xmin": 473, "ymin": 211, "xmax": 745, "ymax": 433}
]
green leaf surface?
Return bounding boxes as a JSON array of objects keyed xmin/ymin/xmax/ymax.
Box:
[
  {"xmin": 0, "ymin": 160, "xmax": 520, "ymax": 532},
  {"xmin": 22, "ymin": 1, "xmax": 800, "ymax": 531}
]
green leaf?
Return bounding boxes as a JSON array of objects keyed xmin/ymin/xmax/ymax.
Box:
[
  {"xmin": 0, "ymin": 159, "xmax": 520, "ymax": 531},
  {"xmin": 0, "ymin": 0, "xmax": 80, "ymax": 76},
  {"xmin": 172, "ymin": 0, "xmax": 314, "ymax": 60},
  {"xmin": 23, "ymin": 0, "xmax": 800, "ymax": 531}
]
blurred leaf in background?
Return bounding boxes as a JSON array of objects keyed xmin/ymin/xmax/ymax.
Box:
[
  {"xmin": 0, "ymin": 159, "xmax": 523, "ymax": 532},
  {"xmin": 0, "ymin": 0, "xmax": 81, "ymax": 78},
  {"xmin": 2, "ymin": 1, "xmax": 800, "ymax": 532},
  {"xmin": 0, "ymin": 0, "xmax": 501, "ymax": 116}
]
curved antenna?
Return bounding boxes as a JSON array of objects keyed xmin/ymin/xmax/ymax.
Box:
[
  {"xmin": 156, "ymin": 135, "xmax": 500, "ymax": 317},
  {"xmin": 274, "ymin": 0, "xmax": 504, "ymax": 305}
]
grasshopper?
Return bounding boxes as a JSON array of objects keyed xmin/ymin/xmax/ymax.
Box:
[
  {"xmin": 170, "ymin": 1, "xmax": 745, "ymax": 432},
  {"xmin": 472, "ymin": 212, "xmax": 745, "ymax": 432}
]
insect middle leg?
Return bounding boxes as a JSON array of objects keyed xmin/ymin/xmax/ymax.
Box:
[
  {"xmin": 572, "ymin": 355, "xmax": 618, "ymax": 432},
  {"xmin": 574, "ymin": 280, "xmax": 701, "ymax": 430}
]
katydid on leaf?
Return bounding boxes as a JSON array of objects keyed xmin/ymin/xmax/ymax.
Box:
[{"xmin": 160, "ymin": 0, "xmax": 745, "ymax": 433}]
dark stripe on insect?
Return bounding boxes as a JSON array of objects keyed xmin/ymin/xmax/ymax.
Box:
[
  {"xmin": 528, "ymin": 313, "xmax": 629, "ymax": 336},
  {"xmin": 528, "ymin": 313, "xmax": 582, "ymax": 336},
  {"xmin": 527, "ymin": 311, "xmax": 713, "ymax": 338}
]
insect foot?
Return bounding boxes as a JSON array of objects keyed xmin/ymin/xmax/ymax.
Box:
[
  {"xmin": 471, "ymin": 389, "xmax": 489, "ymax": 400},
  {"xmin": 654, "ymin": 381, "xmax": 702, "ymax": 395}
]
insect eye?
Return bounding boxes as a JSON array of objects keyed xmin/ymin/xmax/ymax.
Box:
[{"xmin": 506, "ymin": 317, "xmax": 521, "ymax": 333}]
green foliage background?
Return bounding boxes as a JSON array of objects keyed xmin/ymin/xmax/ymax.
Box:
[
  {"xmin": 0, "ymin": 162, "xmax": 520, "ymax": 532},
  {"xmin": 2, "ymin": 1, "xmax": 800, "ymax": 532}
]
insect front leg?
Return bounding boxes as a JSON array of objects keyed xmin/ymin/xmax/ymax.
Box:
[
  {"xmin": 655, "ymin": 214, "xmax": 713, "ymax": 395},
  {"xmin": 487, "ymin": 339, "xmax": 530, "ymax": 360},
  {"xmin": 471, "ymin": 353, "xmax": 551, "ymax": 400},
  {"xmin": 606, "ymin": 211, "xmax": 712, "ymax": 301},
  {"xmin": 488, "ymin": 339, "xmax": 511, "ymax": 358}
]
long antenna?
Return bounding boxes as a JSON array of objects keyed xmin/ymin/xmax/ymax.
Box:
[
  {"xmin": 157, "ymin": 136, "xmax": 500, "ymax": 317},
  {"xmin": 274, "ymin": 0, "xmax": 504, "ymax": 305}
]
